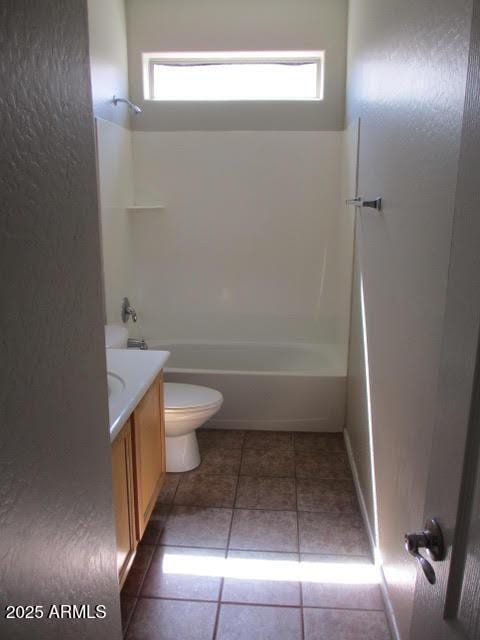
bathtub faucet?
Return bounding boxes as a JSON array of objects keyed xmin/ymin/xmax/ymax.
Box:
[{"xmin": 127, "ymin": 338, "xmax": 149, "ymax": 350}]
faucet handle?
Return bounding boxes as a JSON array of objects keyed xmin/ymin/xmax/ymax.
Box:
[{"xmin": 121, "ymin": 297, "xmax": 137, "ymax": 323}]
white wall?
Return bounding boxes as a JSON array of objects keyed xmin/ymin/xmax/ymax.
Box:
[
  {"xmin": 344, "ymin": 0, "xmax": 473, "ymax": 638},
  {"xmin": 87, "ymin": 0, "xmax": 131, "ymax": 128},
  {"xmin": 125, "ymin": 0, "xmax": 348, "ymax": 131},
  {"xmin": 131, "ymin": 131, "xmax": 350, "ymax": 359},
  {"xmin": 96, "ymin": 118, "xmax": 136, "ymax": 327}
]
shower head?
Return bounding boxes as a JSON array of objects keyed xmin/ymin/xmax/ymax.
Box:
[{"xmin": 112, "ymin": 95, "xmax": 143, "ymax": 115}]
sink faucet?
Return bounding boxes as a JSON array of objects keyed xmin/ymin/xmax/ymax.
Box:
[
  {"xmin": 127, "ymin": 338, "xmax": 148, "ymax": 350},
  {"xmin": 121, "ymin": 297, "xmax": 137, "ymax": 323}
]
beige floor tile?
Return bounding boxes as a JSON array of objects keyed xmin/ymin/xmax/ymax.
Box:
[
  {"xmin": 296, "ymin": 478, "xmax": 358, "ymax": 513},
  {"xmin": 126, "ymin": 598, "xmax": 217, "ymax": 640},
  {"xmin": 229, "ymin": 509, "xmax": 298, "ymax": 552},
  {"xmin": 300, "ymin": 554, "xmax": 383, "ymax": 610},
  {"xmin": 294, "ymin": 432, "xmax": 345, "ymax": 452},
  {"xmin": 243, "ymin": 430, "xmax": 294, "ymax": 450},
  {"xmin": 160, "ymin": 506, "xmax": 233, "ymax": 548},
  {"xmin": 141, "ymin": 546, "xmax": 223, "ymax": 601},
  {"xmin": 197, "ymin": 428, "xmax": 245, "ymax": 449},
  {"xmin": 303, "ymin": 608, "xmax": 391, "ymax": 640},
  {"xmin": 235, "ymin": 476, "xmax": 296, "ymax": 510},
  {"xmin": 175, "ymin": 473, "xmax": 237, "ymax": 508},
  {"xmin": 216, "ymin": 604, "xmax": 302, "ymax": 640},
  {"xmin": 222, "ymin": 550, "xmax": 301, "ymax": 606},
  {"xmin": 299, "ymin": 511, "xmax": 370, "ymax": 555},
  {"xmin": 241, "ymin": 448, "xmax": 295, "ymax": 477},
  {"xmin": 295, "ymin": 451, "xmax": 352, "ymax": 479},
  {"xmin": 157, "ymin": 473, "xmax": 180, "ymax": 504},
  {"xmin": 193, "ymin": 446, "xmax": 243, "ymax": 475}
]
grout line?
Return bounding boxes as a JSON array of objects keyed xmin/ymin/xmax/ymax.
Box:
[
  {"xmin": 302, "ymin": 604, "xmax": 386, "ymax": 612},
  {"xmin": 137, "ymin": 595, "xmax": 220, "ymax": 605},
  {"xmin": 135, "ymin": 541, "xmax": 370, "ymax": 559},
  {"xmin": 158, "ymin": 504, "xmax": 361, "ymax": 516},
  {"xmin": 172, "ymin": 468, "xmax": 351, "ymax": 482},
  {"xmin": 133, "ymin": 595, "xmax": 386, "ymax": 614},
  {"xmin": 226, "ymin": 547, "xmax": 370, "ymax": 558},
  {"xmin": 136, "ymin": 546, "xmax": 157, "ymax": 596},
  {"xmin": 294, "ymin": 473, "xmax": 305, "ymax": 640},
  {"xmin": 212, "ymin": 595, "xmax": 222, "ymax": 640},
  {"xmin": 121, "ymin": 596, "xmax": 137, "ymax": 638},
  {"xmin": 122, "ymin": 543, "xmax": 158, "ymax": 636},
  {"xmin": 221, "ymin": 600, "xmax": 302, "ymax": 609},
  {"xmin": 135, "ymin": 541, "xmax": 370, "ymax": 560},
  {"xmin": 151, "ymin": 542, "xmax": 372, "ymax": 562},
  {"xmin": 212, "ymin": 452, "xmax": 243, "ymax": 639},
  {"xmin": 228, "ymin": 446, "xmax": 245, "ymax": 532},
  {"xmin": 156, "ymin": 543, "xmax": 229, "ymax": 552}
]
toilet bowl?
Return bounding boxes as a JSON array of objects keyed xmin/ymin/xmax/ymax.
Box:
[{"xmin": 164, "ymin": 383, "xmax": 223, "ymax": 472}]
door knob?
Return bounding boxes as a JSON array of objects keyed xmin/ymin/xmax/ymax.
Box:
[
  {"xmin": 405, "ymin": 519, "xmax": 445, "ymax": 585},
  {"xmin": 346, "ymin": 197, "xmax": 382, "ymax": 210}
]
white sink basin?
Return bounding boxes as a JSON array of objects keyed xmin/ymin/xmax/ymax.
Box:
[
  {"xmin": 107, "ymin": 371, "xmax": 126, "ymax": 398},
  {"xmin": 106, "ymin": 349, "xmax": 170, "ymax": 441}
]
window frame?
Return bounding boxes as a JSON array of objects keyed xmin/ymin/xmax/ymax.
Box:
[{"xmin": 142, "ymin": 51, "xmax": 325, "ymax": 102}]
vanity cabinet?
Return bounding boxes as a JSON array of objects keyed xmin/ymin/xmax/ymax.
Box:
[
  {"xmin": 111, "ymin": 419, "xmax": 136, "ymax": 588},
  {"xmin": 131, "ymin": 373, "xmax": 166, "ymax": 539},
  {"xmin": 111, "ymin": 372, "xmax": 166, "ymax": 585}
]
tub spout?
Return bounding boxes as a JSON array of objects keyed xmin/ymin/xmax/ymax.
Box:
[{"xmin": 127, "ymin": 338, "xmax": 148, "ymax": 350}]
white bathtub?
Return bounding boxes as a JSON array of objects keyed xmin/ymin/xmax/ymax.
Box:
[{"xmin": 150, "ymin": 342, "xmax": 346, "ymax": 432}]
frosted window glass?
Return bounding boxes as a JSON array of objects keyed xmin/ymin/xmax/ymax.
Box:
[{"xmin": 151, "ymin": 60, "xmax": 321, "ymax": 101}]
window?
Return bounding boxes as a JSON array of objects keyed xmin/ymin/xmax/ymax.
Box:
[{"xmin": 143, "ymin": 51, "xmax": 324, "ymax": 101}]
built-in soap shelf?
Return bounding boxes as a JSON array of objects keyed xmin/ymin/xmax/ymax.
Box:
[{"xmin": 127, "ymin": 204, "xmax": 165, "ymax": 213}]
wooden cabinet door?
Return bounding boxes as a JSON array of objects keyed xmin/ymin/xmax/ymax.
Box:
[
  {"xmin": 111, "ymin": 419, "xmax": 136, "ymax": 587},
  {"xmin": 132, "ymin": 374, "xmax": 166, "ymax": 539}
]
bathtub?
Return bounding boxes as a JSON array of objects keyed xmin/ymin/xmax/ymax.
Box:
[{"xmin": 150, "ymin": 341, "xmax": 346, "ymax": 432}]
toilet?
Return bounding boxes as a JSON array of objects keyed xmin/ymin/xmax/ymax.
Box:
[
  {"xmin": 104, "ymin": 325, "xmax": 223, "ymax": 472},
  {"xmin": 164, "ymin": 383, "xmax": 223, "ymax": 472}
]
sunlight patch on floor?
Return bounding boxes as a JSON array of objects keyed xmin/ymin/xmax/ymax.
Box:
[{"xmin": 162, "ymin": 553, "xmax": 380, "ymax": 585}]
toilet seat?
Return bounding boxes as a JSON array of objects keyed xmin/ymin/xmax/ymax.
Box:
[{"xmin": 164, "ymin": 383, "xmax": 223, "ymax": 413}]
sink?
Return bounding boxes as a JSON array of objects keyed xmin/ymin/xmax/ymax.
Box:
[{"xmin": 107, "ymin": 371, "xmax": 126, "ymax": 398}]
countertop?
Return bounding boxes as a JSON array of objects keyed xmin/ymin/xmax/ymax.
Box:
[{"xmin": 107, "ymin": 348, "xmax": 170, "ymax": 442}]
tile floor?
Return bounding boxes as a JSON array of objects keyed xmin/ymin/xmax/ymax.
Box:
[{"xmin": 121, "ymin": 429, "xmax": 391, "ymax": 640}]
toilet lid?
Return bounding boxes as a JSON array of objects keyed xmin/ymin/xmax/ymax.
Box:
[{"xmin": 164, "ymin": 383, "xmax": 223, "ymax": 410}]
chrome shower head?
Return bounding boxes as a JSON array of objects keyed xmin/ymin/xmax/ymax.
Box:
[{"xmin": 112, "ymin": 95, "xmax": 143, "ymax": 115}]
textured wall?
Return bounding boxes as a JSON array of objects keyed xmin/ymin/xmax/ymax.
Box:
[
  {"xmin": 0, "ymin": 2, "xmax": 122, "ymax": 638},
  {"xmin": 87, "ymin": 0, "xmax": 131, "ymax": 128},
  {"xmin": 346, "ymin": 241, "xmax": 376, "ymax": 535},
  {"xmin": 125, "ymin": 0, "xmax": 348, "ymax": 131},
  {"xmin": 344, "ymin": 0, "xmax": 473, "ymax": 638}
]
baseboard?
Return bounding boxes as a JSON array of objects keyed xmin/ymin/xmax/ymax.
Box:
[
  {"xmin": 343, "ymin": 429, "xmax": 376, "ymax": 550},
  {"xmin": 344, "ymin": 428, "xmax": 401, "ymax": 640},
  {"xmin": 206, "ymin": 418, "xmax": 342, "ymax": 432},
  {"xmin": 378, "ymin": 561, "xmax": 401, "ymax": 640}
]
